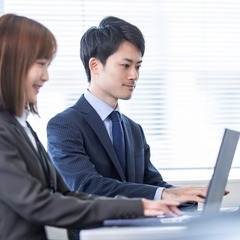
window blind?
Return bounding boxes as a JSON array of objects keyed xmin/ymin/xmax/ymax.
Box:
[
  {"xmin": 3, "ymin": 0, "xmax": 240, "ymax": 171},
  {"xmin": 0, "ymin": 0, "xmax": 3, "ymax": 14}
]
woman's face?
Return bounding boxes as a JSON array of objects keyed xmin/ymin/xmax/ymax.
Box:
[{"xmin": 25, "ymin": 58, "xmax": 50, "ymax": 104}]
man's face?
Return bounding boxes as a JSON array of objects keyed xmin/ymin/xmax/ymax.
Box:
[{"xmin": 89, "ymin": 41, "xmax": 142, "ymax": 108}]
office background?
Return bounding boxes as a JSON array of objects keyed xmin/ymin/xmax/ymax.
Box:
[{"xmin": 1, "ymin": 0, "xmax": 240, "ymax": 206}]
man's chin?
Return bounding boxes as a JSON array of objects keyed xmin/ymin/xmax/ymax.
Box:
[{"xmin": 120, "ymin": 94, "xmax": 133, "ymax": 101}]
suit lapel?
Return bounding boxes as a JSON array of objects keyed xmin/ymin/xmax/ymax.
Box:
[
  {"xmin": 0, "ymin": 112, "xmax": 38, "ymax": 158},
  {"xmin": 77, "ymin": 96, "xmax": 126, "ymax": 180},
  {"xmin": 1, "ymin": 112, "xmax": 57, "ymax": 191},
  {"xmin": 122, "ymin": 116, "xmax": 136, "ymax": 182},
  {"xmin": 26, "ymin": 122, "xmax": 57, "ymax": 191}
]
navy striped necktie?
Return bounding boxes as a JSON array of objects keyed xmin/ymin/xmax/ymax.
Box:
[{"xmin": 109, "ymin": 111, "xmax": 126, "ymax": 175}]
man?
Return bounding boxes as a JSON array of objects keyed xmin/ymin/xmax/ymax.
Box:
[
  {"xmin": 0, "ymin": 13, "xmax": 182, "ymax": 240},
  {"xmin": 47, "ymin": 16, "xmax": 208, "ymax": 205}
]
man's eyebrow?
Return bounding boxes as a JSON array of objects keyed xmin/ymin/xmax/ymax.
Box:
[{"xmin": 122, "ymin": 58, "xmax": 143, "ymax": 64}]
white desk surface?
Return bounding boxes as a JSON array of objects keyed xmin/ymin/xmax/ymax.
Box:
[{"xmin": 80, "ymin": 225, "xmax": 187, "ymax": 240}]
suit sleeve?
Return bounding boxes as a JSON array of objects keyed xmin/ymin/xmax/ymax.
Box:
[
  {"xmin": 0, "ymin": 123, "xmax": 143, "ymax": 229},
  {"xmin": 47, "ymin": 113, "xmax": 171, "ymax": 200},
  {"xmin": 136, "ymin": 123, "xmax": 173, "ymax": 189}
]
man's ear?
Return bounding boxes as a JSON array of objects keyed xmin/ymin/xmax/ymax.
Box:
[{"xmin": 89, "ymin": 57, "xmax": 100, "ymax": 74}]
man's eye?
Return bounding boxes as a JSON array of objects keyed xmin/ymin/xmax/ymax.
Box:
[{"xmin": 122, "ymin": 64, "xmax": 130, "ymax": 68}]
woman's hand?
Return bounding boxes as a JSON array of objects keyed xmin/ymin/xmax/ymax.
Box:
[{"xmin": 141, "ymin": 198, "xmax": 182, "ymax": 217}]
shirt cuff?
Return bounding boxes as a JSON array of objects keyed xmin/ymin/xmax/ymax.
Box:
[{"xmin": 153, "ymin": 187, "xmax": 164, "ymax": 200}]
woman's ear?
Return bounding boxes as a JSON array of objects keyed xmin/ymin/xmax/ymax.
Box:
[{"xmin": 89, "ymin": 57, "xmax": 101, "ymax": 74}]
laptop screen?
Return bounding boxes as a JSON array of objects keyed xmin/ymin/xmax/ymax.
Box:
[{"xmin": 202, "ymin": 128, "xmax": 240, "ymax": 216}]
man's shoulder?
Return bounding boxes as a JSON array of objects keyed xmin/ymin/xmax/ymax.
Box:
[
  {"xmin": 121, "ymin": 114, "xmax": 146, "ymax": 135},
  {"xmin": 50, "ymin": 95, "xmax": 88, "ymax": 119},
  {"xmin": 122, "ymin": 114, "xmax": 140, "ymax": 126}
]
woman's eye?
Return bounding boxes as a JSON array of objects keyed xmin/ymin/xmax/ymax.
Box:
[
  {"xmin": 36, "ymin": 59, "xmax": 49, "ymax": 67},
  {"xmin": 36, "ymin": 61, "xmax": 45, "ymax": 67}
]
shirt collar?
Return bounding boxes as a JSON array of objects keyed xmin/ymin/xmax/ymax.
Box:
[
  {"xmin": 15, "ymin": 110, "xmax": 29, "ymax": 127},
  {"xmin": 84, "ymin": 90, "xmax": 121, "ymax": 121}
]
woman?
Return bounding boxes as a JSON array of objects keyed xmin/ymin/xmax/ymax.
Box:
[{"xmin": 0, "ymin": 13, "xmax": 181, "ymax": 240}]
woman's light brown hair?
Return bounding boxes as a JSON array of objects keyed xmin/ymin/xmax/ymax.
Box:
[{"xmin": 0, "ymin": 13, "xmax": 57, "ymax": 116}]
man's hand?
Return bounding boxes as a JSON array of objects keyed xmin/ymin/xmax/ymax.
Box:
[
  {"xmin": 161, "ymin": 186, "xmax": 208, "ymax": 203},
  {"xmin": 161, "ymin": 186, "xmax": 230, "ymax": 203},
  {"xmin": 141, "ymin": 198, "xmax": 182, "ymax": 217}
]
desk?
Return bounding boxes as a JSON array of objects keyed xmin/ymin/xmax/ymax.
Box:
[
  {"xmin": 80, "ymin": 226, "xmax": 187, "ymax": 240},
  {"xmin": 80, "ymin": 212, "xmax": 240, "ymax": 240}
]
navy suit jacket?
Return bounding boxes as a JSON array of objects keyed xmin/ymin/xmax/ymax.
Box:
[{"xmin": 47, "ymin": 95, "xmax": 173, "ymax": 200}]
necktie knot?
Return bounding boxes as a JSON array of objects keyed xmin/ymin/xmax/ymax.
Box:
[{"xmin": 109, "ymin": 111, "xmax": 121, "ymax": 122}]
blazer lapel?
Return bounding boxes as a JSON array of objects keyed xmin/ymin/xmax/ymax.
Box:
[
  {"xmin": 86, "ymin": 111, "xmax": 126, "ymax": 180},
  {"xmin": 76, "ymin": 96, "xmax": 126, "ymax": 180},
  {"xmin": 122, "ymin": 116, "xmax": 136, "ymax": 182},
  {"xmin": 3, "ymin": 112, "xmax": 57, "ymax": 192},
  {"xmin": 26, "ymin": 122, "xmax": 57, "ymax": 192},
  {"xmin": 1, "ymin": 112, "xmax": 38, "ymax": 159}
]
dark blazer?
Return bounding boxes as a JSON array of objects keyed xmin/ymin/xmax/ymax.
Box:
[
  {"xmin": 47, "ymin": 95, "xmax": 173, "ymax": 200},
  {"xmin": 0, "ymin": 110, "xmax": 143, "ymax": 240}
]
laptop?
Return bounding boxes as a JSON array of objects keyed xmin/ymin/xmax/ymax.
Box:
[{"xmin": 103, "ymin": 128, "xmax": 240, "ymax": 227}]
